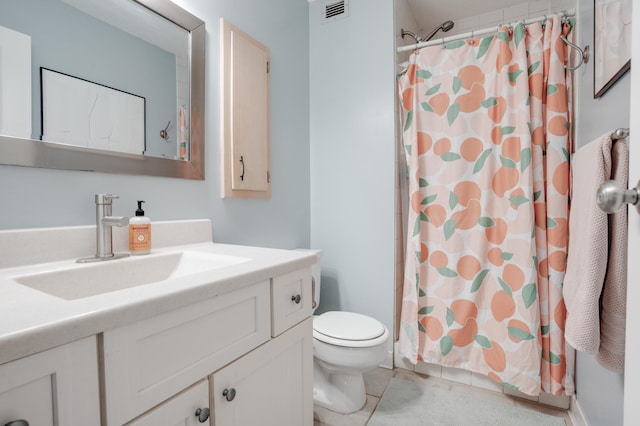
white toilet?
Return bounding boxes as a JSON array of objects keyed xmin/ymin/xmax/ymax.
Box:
[{"xmin": 303, "ymin": 250, "xmax": 390, "ymax": 414}]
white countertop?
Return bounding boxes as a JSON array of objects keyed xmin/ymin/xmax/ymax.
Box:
[{"xmin": 0, "ymin": 220, "xmax": 316, "ymax": 365}]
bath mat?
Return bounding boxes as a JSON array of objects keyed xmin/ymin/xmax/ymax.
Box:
[{"xmin": 368, "ymin": 378, "xmax": 566, "ymax": 426}]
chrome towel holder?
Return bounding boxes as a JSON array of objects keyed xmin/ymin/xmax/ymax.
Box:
[{"xmin": 596, "ymin": 128, "xmax": 634, "ymax": 214}]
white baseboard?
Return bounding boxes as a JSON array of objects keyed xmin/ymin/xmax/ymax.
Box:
[
  {"xmin": 379, "ymin": 349, "xmax": 394, "ymax": 370},
  {"xmin": 568, "ymin": 394, "xmax": 588, "ymax": 426},
  {"xmin": 393, "ymin": 341, "xmax": 415, "ymax": 371}
]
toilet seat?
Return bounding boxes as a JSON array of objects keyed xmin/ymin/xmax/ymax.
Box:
[{"xmin": 313, "ymin": 311, "xmax": 389, "ymax": 348}]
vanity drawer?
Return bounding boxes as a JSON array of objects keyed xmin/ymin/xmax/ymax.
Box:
[
  {"xmin": 102, "ymin": 280, "xmax": 270, "ymax": 426},
  {"xmin": 271, "ymin": 267, "xmax": 313, "ymax": 336}
]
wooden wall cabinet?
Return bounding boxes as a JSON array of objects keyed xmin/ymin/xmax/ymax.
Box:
[{"xmin": 221, "ymin": 18, "xmax": 271, "ymax": 199}]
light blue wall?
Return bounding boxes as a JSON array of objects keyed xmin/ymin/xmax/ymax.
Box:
[
  {"xmin": 573, "ymin": 0, "xmax": 627, "ymax": 424},
  {"xmin": 309, "ymin": 0, "xmax": 396, "ymax": 343},
  {"xmin": 0, "ymin": 0, "xmax": 310, "ymax": 252}
]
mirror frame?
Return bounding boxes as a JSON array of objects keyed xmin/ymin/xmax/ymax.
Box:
[{"xmin": 0, "ymin": 0, "xmax": 205, "ymax": 180}]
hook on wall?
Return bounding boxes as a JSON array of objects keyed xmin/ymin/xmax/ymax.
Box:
[
  {"xmin": 160, "ymin": 121, "xmax": 171, "ymax": 141},
  {"xmin": 561, "ymin": 35, "xmax": 590, "ymax": 71}
]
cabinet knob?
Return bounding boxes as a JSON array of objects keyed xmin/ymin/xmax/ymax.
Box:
[
  {"xmin": 223, "ymin": 387, "xmax": 236, "ymax": 401},
  {"xmin": 291, "ymin": 294, "xmax": 301, "ymax": 304},
  {"xmin": 5, "ymin": 421, "xmax": 29, "ymax": 426},
  {"xmin": 194, "ymin": 407, "xmax": 210, "ymax": 423}
]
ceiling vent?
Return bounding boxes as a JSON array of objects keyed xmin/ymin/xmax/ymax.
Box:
[{"xmin": 322, "ymin": 0, "xmax": 348, "ymax": 24}]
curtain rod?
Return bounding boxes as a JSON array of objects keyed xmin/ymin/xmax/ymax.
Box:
[{"xmin": 397, "ymin": 9, "xmax": 575, "ymax": 53}]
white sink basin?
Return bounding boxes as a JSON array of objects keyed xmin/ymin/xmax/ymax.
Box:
[{"xmin": 12, "ymin": 250, "xmax": 249, "ymax": 300}]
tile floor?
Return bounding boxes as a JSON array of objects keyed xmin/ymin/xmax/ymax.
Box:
[{"xmin": 313, "ymin": 367, "xmax": 573, "ymax": 426}]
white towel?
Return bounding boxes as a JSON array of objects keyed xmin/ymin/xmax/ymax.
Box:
[{"xmin": 563, "ymin": 132, "xmax": 627, "ymax": 372}]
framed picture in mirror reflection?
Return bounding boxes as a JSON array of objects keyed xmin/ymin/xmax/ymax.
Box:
[{"xmin": 41, "ymin": 68, "xmax": 146, "ymax": 155}]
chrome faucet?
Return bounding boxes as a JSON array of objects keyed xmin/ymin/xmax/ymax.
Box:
[{"xmin": 77, "ymin": 194, "xmax": 130, "ymax": 263}]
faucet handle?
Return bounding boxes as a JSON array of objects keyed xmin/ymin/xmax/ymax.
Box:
[{"xmin": 95, "ymin": 194, "xmax": 119, "ymax": 204}]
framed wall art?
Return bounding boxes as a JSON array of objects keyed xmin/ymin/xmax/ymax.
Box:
[{"xmin": 594, "ymin": 0, "xmax": 632, "ymax": 98}]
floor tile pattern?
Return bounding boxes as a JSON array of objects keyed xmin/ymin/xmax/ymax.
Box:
[{"xmin": 313, "ymin": 368, "xmax": 572, "ymax": 426}]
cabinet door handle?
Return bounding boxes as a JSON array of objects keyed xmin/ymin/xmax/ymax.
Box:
[
  {"xmin": 194, "ymin": 407, "xmax": 210, "ymax": 423},
  {"xmin": 5, "ymin": 421, "xmax": 29, "ymax": 426},
  {"xmin": 239, "ymin": 156, "xmax": 245, "ymax": 181},
  {"xmin": 311, "ymin": 277, "xmax": 317, "ymax": 309},
  {"xmin": 291, "ymin": 294, "xmax": 301, "ymax": 304},
  {"xmin": 223, "ymin": 387, "xmax": 236, "ymax": 401}
]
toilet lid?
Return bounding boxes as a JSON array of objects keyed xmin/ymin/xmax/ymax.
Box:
[{"xmin": 313, "ymin": 311, "xmax": 386, "ymax": 341}]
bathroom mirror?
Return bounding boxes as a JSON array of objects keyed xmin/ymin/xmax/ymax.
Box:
[{"xmin": 0, "ymin": 0, "xmax": 205, "ymax": 179}]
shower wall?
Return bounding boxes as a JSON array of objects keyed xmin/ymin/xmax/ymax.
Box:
[{"xmin": 445, "ymin": 0, "xmax": 574, "ymax": 38}]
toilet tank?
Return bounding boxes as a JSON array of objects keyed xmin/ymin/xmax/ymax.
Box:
[{"xmin": 295, "ymin": 248, "xmax": 322, "ymax": 312}]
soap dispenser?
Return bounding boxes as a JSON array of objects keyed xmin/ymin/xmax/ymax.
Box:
[{"xmin": 129, "ymin": 200, "xmax": 151, "ymax": 255}]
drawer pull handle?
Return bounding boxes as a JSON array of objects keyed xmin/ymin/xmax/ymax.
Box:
[
  {"xmin": 223, "ymin": 387, "xmax": 236, "ymax": 402},
  {"xmin": 291, "ymin": 294, "xmax": 302, "ymax": 304},
  {"xmin": 5, "ymin": 422, "xmax": 29, "ymax": 426},
  {"xmin": 194, "ymin": 408, "xmax": 210, "ymax": 423}
]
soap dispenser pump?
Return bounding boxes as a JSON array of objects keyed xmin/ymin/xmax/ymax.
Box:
[{"xmin": 129, "ymin": 200, "xmax": 151, "ymax": 255}]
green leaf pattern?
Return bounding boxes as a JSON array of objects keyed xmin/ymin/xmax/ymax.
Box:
[
  {"xmin": 416, "ymin": 69, "xmax": 432, "ymax": 79},
  {"xmin": 440, "ymin": 336, "xmax": 454, "ymax": 355},
  {"xmin": 473, "ymin": 149, "xmax": 492, "ymax": 174},
  {"xmin": 474, "ymin": 335, "xmax": 492, "ymax": 348},
  {"xmin": 477, "ymin": 36, "xmax": 494, "ymax": 59},
  {"xmin": 443, "ymin": 219, "xmax": 457, "ymax": 241},
  {"xmin": 477, "ymin": 217, "xmax": 496, "ymax": 227},
  {"xmin": 471, "ymin": 270, "xmax": 489, "ymax": 293},
  {"xmin": 449, "ymin": 191, "xmax": 459, "ymax": 209},
  {"xmin": 447, "ymin": 103, "xmax": 460, "ymax": 125},
  {"xmin": 421, "ymin": 101, "xmax": 434, "ymax": 112},
  {"xmin": 426, "ymin": 83, "xmax": 441, "ymax": 96}
]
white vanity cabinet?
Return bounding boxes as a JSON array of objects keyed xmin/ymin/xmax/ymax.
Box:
[
  {"xmin": 211, "ymin": 267, "xmax": 313, "ymax": 426},
  {"xmin": 103, "ymin": 267, "xmax": 313, "ymax": 426},
  {"xmin": 0, "ymin": 336, "xmax": 100, "ymax": 426},
  {"xmin": 211, "ymin": 317, "xmax": 312, "ymax": 425}
]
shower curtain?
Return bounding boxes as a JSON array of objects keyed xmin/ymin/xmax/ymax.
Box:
[{"xmin": 398, "ymin": 16, "xmax": 571, "ymax": 396}]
